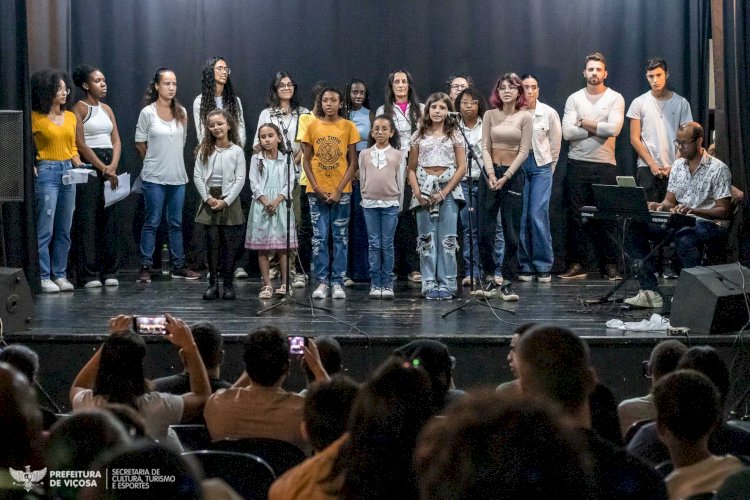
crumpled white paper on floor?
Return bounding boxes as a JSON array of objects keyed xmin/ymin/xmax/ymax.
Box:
[{"xmin": 606, "ymin": 313, "xmax": 669, "ymax": 331}]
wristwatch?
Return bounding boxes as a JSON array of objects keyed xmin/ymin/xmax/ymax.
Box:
[{"xmin": 576, "ymin": 118, "xmax": 583, "ymax": 127}]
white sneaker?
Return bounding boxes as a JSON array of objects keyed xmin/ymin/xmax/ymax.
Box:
[
  {"xmin": 104, "ymin": 278, "xmax": 119, "ymax": 286},
  {"xmin": 84, "ymin": 280, "xmax": 102, "ymax": 288},
  {"xmin": 234, "ymin": 267, "xmax": 248, "ymax": 279},
  {"xmin": 344, "ymin": 276, "xmax": 354, "ymax": 287},
  {"xmin": 292, "ymin": 273, "xmax": 307, "ymax": 288},
  {"xmin": 312, "ymin": 283, "xmax": 329, "ymax": 299},
  {"xmin": 381, "ymin": 287, "xmax": 395, "ymax": 299},
  {"xmin": 332, "ymin": 283, "xmax": 346, "ymax": 299},
  {"xmin": 41, "ymin": 279, "xmax": 60, "ymax": 293},
  {"xmin": 54, "ymin": 277, "xmax": 74, "ymax": 292},
  {"xmin": 269, "ymin": 268, "xmax": 280, "ymax": 280},
  {"xmin": 624, "ymin": 290, "xmax": 663, "ymax": 308},
  {"xmin": 369, "ymin": 287, "xmax": 382, "ymax": 298}
]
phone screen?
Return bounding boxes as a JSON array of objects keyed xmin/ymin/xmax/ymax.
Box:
[
  {"xmin": 134, "ymin": 316, "xmax": 167, "ymax": 335},
  {"xmin": 289, "ymin": 336, "xmax": 305, "ymax": 355}
]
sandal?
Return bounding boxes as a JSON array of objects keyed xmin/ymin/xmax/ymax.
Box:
[
  {"xmin": 275, "ymin": 284, "xmax": 290, "ymax": 297},
  {"xmin": 408, "ymin": 271, "xmax": 422, "ymax": 283},
  {"xmin": 258, "ymin": 285, "xmax": 273, "ymax": 299}
]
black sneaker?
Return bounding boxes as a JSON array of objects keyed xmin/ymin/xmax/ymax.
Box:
[
  {"xmin": 537, "ymin": 273, "xmax": 552, "ymax": 283},
  {"xmin": 500, "ymin": 283, "xmax": 520, "ymax": 301},
  {"xmin": 481, "ymin": 281, "xmax": 499, "ymax": 298},
  {"xmin": 137, "ymin": 267, "xmax": 152, "ymax": 283}
]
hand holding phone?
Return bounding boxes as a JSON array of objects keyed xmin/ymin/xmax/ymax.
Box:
[
  {"xmin": 289, "ymin": 336, "xmax": 306, "ymax": 356},
  {"xmin": 133, "ymin": 315, "xmax": 167, "ymax": 335}
]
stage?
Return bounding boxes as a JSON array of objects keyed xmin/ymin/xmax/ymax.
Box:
[{"xmin": 5, "ymin": 274, "xmax": 749, "ymax": 415}]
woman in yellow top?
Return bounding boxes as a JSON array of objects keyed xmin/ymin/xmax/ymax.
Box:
[{"xmin": 30, "ymin": 69, "xmax": 86, "ymax": 293}]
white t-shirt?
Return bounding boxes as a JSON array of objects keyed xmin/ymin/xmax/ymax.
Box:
[
  {"xmin": 252, "ymin": 107, "xmax": 308, "ymax": 162},
  {"xmin": 627, "ymin": 91, "xmax": 693, "ymax": 169},
  {"xmin": 72, "ymin": 388, "xmax": 184, "ymax": 439},
  {"xmin": 562, "ymin": 87, "xmax": 625, "ymax": 165},
  {"xmin": 192, "ymin": 94, "xmax": 246, "ymax": 148},
  {"xmin": 134, "ymin": 103, "xmax": 188, "ymax": 185},
  {"xmin": 665, "ymin": 454, "xmax": 744, "ymax": 500}
]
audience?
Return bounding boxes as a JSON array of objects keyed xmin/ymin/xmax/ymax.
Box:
[
  {"xmin": 654, "ymin": 370, "xmax": 746, "ymax": 499},
  {"xmin": 415, "ymin": 391, "xmax": 593, "ymax": 500},
  {"xmin": 70, "ymin": 314, "xmax": 211, "ymax": 440},
  {"xmin": 268, "ymin": 375, "xmax": 360, "ymax": 500},
  {"xmin": 0, "ymin": 343, "xmax": 59, "ymax": 429},
  {"xmin": 516, "ymin": 324, "xmax": 667, "ymax": 499},
  {"xmin": 301, "ymin": 335, "xmax": 343, "ymax": 393},
  {"xmin": 393, "ymin": 339, "xmax": 465, "ymax": 411},
  {"xmin": 204, "ymin": 326, "xmax": 328, "ymax": 453},
  {"xmin": 628, "ymin": 345, "xmax": 750, "ymax": 467},
  {"xmin": 618, "ymin": 339, "xmax": 688, "ymax": 439},
  {"xmin": 495, "ymin": 322, "xmax": 537, "ymax": 398}
]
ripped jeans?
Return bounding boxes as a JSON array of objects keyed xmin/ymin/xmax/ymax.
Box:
[
  {"xmin": 415, "ymin": 193, "xmax": 459, "ymax": 294},
  {"xmin": 35, "ymin": 160, "xmax": 76, "ymax": 280},
  {"xmin": 308, "ymin": 193, "xmax": 351, "ymax": 286}
]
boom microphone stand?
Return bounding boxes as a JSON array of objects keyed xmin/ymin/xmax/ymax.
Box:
[
  {"xmin": 442, "ymin": 115, "xmax": 513, "ymax": 318},
  {"xmin": 257, "ymin": 112, "xmax": 330, "ymax": 315}
]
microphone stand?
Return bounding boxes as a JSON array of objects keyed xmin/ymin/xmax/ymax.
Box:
[
  {"xmin": 442, "ymin": 115, "xmax": 514, "ymax": 318},
  {"xmin": 257, "ymin": 112, "xmax": 330, "ymax": 315}
]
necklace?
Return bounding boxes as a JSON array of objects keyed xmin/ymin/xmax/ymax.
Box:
[{"xmin": 651, "ymin": 92, "xmax": 670, "ymax": 118}]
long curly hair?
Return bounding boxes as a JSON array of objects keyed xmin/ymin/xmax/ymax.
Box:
[
  {"xmin": 144, "ymin": 67, "xmax": 186, "ymax": 124},
  {"xmin": 382, "ymin": 68, "xmax": 422, "ymax": 133},
  {"xmin": 195, "ymin": 109, "xmax": 239, "ymax": 165},
  {"xmin": 198, "ymin": 56, "xmax": 241, "ymax": 132},
  {"xmin": 344, "ymin": 78, "xmax": 371, "ymax": 118},
  {"xmin": 265, "ymin": 71, "xmax": 301, "ymax": 111},
  {"xmin": 30, "ymin": 69, "xmax": 72, "ymax": 113},
  {"xmin": 416, "ymin": 92, "xmax": 458, "ymax": 141}
]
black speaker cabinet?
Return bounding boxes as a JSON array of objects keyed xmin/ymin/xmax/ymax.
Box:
[
  {"xmin": 0, "ymin": 111, "xmax": 24, "ymax": 202},
  {"xmin": 0, "ymin": 267, "xmax": 33, "ymax": 333},
  {"xmin": 670, "ymin": 264, "xmax": 750, "ymax": 335}
]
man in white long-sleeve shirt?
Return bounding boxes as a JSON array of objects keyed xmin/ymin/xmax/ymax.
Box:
[{"xmin": 559, "ymin": 52, "xmax": 625, "ymax": 281}]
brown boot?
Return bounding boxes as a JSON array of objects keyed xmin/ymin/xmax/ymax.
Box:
[{"xmin": 558, "ymin": 263, "xmax": 587, "ymax": 279}]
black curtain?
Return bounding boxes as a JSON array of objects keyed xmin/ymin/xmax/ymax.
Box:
[
  {"xmin": 1, "ymin": 0, "xmax": 39, "ymax": 290},
  {"xmin": 49, "ymin": 0, "xmax": 709, "ymax": 269}
]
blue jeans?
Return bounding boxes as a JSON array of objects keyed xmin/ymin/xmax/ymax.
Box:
[
  {"xmin": 519, "ymin": 155, "xmax": 554, "ymax": 273},
  {"xmin": 459, "ymin": 180, "xmax": 481, "ymax": 278},
  {"xmin": 35, "ymin": 160, "xmax": 76, "ymax": 280},
  {"xmin": 140, "ymin": 182, "xmax": 186, "ymax": 268},
  {"xmin": 415, "ymin": 194, "xmax": 459, "ymax": 294},
  {"xmin": 308, "ymin": 193, "xmax": 350, "ymax": 286},
  {"xmin": 363, "ymin": 206, "xmax": 399, "ymax": 288}
]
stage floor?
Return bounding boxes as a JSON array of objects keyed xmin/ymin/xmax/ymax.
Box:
[{"xmin": 26, "ymin": 272, "xmax": 676, "ymax": 339}]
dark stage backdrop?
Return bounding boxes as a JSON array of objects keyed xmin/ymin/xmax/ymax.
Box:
[{"xmin": 63, "ymin": 0, "xmax": 709, "ymax": 271}]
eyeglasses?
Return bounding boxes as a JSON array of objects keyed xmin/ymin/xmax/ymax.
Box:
[
  {"xmin": 277, "ymin": 83, "xmax": 295, "ymax": 90},
  {"xmin": 498, "ymin": 86, "xmax": 518, "ymax": 92},
  {"xmin": 460, "ymin": 100, "xmax": 479, "ymax": 107},
  {"xmin": 451, "ymin": 84, "xmax": 468, "ymax": 90},
  {"xmin": 674, "ymin": 138, "xmax": 698, "ymax": 149},
  {"xmin": 57, "ymin": 88, "xmax": 71, "ymax": 96},
  {"xmin": 351, "ymin": 90, "xmax": 366, "ymax": 96},
  {"xmin": 214, "ymin": 66, "xmax": 231, "ymax": 75}
]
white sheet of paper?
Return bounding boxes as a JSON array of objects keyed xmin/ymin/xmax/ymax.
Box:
[
  {"xmin": 104, "ymin": 173, "xmax": 131, "ymax": 208},
  {"xmin": 62, "ymin": 168, "xmax": 97, "ymax": 185}
]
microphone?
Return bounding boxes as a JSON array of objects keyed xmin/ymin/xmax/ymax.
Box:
[
  {"xmin": 271, "ymin": 109, "xmax": 285, "ymax": 118},
  {"xmin": 447, "ymin": 111, "xmax": 462, "ymax": 119}
]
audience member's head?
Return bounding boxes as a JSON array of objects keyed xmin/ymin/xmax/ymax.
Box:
[
  {"xmin": 0, "ymin": 362, "xmax": 43, "ymax": 469},
  {"xmin": 188, "ymin": 321, "xmax": 224, "ymax": 371},
  {"xmin": 508, "ymin": 322, "xmax": 537, "ymax": 378},
  {"xmin": 94, "ymin": 331, "xmax": 149, "ymax": 409},
  {"xmin": 516, "ymin": 325, "xmax": 595, "ymax": 417},
  {"xmin": 327, "ymin": 358, "xmax": 435, "ymax": 500},
  {"xmin": 393, "ymin": 339, "xmax": 453, "ymax": 410},
  {"xmin": 84, "ymin": 442, "xmax": 202, "ymax": 500},
  {"xmin": 46, "ymin": 410, "xmax": 130, "ymax": 477},
  {"xmin": 654, "ymin": 369, "xmax": 721, "ymax": 446},
  {"xmin": 589, "ymin": 383, "xmax": 623, "ymax": 446},
  {"xmin": 648, "ymin": 340, "xmax": 688, "ymax": 385},
  {"xmin": 415, "ymin": 391, "xmax": 592, "ymax": 500},
  {"xmin": 242, "ymin": 326, "xmax": 290, "ymax": 387},
  {"xmin": 0, "ymin": 344, "xmax": 39, "ymax": 383},
  {"xmin": 677, "ymin": 346, "xmax": 730, "ymax": 409},
  {"xmin": 302, "ymin": 375, "xmax": 360, "ymax": 452},
  {"xmin": 303, "ymin": 335, "xmax": 342, "ymax": 383},
  {"xmin": 102, "ymin": 403, "xmax": 149, "ymax": 440}
]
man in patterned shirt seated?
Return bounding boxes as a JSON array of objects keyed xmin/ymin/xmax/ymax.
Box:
[{"xmin": 624, "ymin": 121, "xmax": 731, "ymax": 308}]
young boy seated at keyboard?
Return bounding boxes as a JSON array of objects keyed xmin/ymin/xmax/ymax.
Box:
[{"xmin": 624, "ymin": 122, "xmax": 731, "ymax": 308}]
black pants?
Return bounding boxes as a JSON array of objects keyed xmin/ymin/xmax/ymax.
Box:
[
  {"xmin": 74, "ymin": 148, "xmax": 120, "ymax": 283},
  {"xmin": 565, "ymin": 159, "xmax": 619, "ymax": 270},
  {"xmin": 394, "ymin": 183, "xmax": 420, "ymax": 276},
  {"xmin": 636, "ymin": 166, "xmax": 668, "ymax": 203},
  {"xmin": 477, "ymin": 165, "xmax": 524, "ymax": 280},
  {"xmin": 206, "ymin": 224, "xmax": 243, "ymax": 282}
]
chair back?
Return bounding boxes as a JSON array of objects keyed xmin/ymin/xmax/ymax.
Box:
[
  {"xmin": 624, "ymin": 419, "xmax": 654, "ymax": 445},
  {"xmin": 183, "ymin": 450, "xmax": 275, "ymax": 500},
  {"xmin": 210, "ymin": 437, "xmax": 307, "ymax": 476},
  {"xmin": 169, "ymin": 424, "xmax": 212, "ymax": 451}
]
